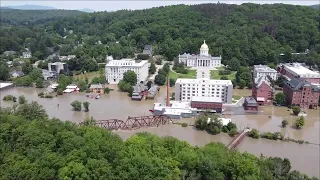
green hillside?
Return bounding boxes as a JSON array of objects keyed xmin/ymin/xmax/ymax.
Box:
[{"xmin": 0, "ymin": 3, "xmax": 319, "ymax": 68}]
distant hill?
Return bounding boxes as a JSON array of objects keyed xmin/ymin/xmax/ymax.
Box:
[
  {"xmin": 0, "ymin": 9, "xmax": 86, "ymax": 26},
  {"xmin": 3, "ymin": 4, "xmax": 57, "ymax": 10},
  {"xmin": 310, "ymin": 4, "xmax": 319, "ymax": 9},
  {"xmin": 77, "ymin": 8, "xmax": 95, "ymax": 13}
]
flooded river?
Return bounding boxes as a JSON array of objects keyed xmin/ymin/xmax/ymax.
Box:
[{"xmin": 1, "ymin": 87, "xmax": 319, "ymax": 177}]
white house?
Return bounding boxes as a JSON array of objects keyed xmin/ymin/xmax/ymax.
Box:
[
  {"xmin": 175, "ymin": 69, "xmax": 233, "ymax": 103},
  {"xmin": 178, "ymin": 40, "xmax": 221, "ymax": 69},
  {"xmin": 105, "ymin": 59, "xmax": 149, "ymax": 84},
  {"xmin": 253, "ymin": 65, "xmax": 277, "ymax": 81},
  {"xmin": 48, "ymin": 62, "xmax": 68, "ymax": 74},
  {"xmin": 21, "ymin": 52, "xmax": 32, "ymax": 59}
]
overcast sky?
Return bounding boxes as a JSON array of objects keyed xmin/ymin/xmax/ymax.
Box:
[{"xmin": 1, "ymin": 1, "xmax": 318, "ymax": 11}]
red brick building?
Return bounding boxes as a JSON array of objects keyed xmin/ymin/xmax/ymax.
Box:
[
  {"xmin": 243, "ymin": 97, "xmax": 258, "ymax": 112},
  {"xmin": 277, "ymin": 63, "xmax": 320, "ymax": 84},
  {"xmin": 283, "ymin": 78, "xmax": 320, "ymax": 109},
  {"xmin": 252, "ymin": 76, "xmax": 273, "ymax": 106}
]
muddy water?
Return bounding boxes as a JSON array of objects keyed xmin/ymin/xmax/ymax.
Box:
[{"xmin": 0, "ymin": 87, "xmax": 319, "ymax": 177}]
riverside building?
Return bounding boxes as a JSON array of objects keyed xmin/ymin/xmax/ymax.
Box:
[{"xmin": 105, "ymin": 59, "xmax": 149, "ymax": 84}]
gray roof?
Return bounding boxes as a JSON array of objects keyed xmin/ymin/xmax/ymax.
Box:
[
  {"xmin": 285, "ymin": 78, "xmax": 320, "ymax": 92},
  {"xmin": 133, "ymin": 83, "xmax": 147, "ymax": 93},
  {"xmin": 245, "ymin": 97, "xmax": 257, "ymax": 105},
  {"xmin": 144, "ymin": 45, "xmax": 152, "ymax": 50},
  {"xmin": 10, "ymin": 70, "xmax": 24, "ymax": 76},
  {"xmin": 90, "ymin": 84, "xmax": 104, "ymax": 89},
  {"xmin": 254, "ymin": 76, "xmax": 271, "ymax": 88}
]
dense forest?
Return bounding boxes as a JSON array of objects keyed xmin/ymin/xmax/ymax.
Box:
[
  {"xmin": 0, "ymin": 103, "xmax": 319, "ymax": 180},
  {"xmin": 0, "ymin": 3, "xmax": 319, "ymax": 68}
]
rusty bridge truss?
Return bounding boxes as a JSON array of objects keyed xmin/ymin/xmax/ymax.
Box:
[{"xmin": 79, "ymin": 115, "xmax": 172, "ymax": 130}]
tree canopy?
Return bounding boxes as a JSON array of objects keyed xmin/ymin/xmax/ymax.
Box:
[
  {"xmin": 0, "ymin": 106, "xmax": 318, "ymax": 180},
  {"xmin": 1, "ymin": 3, "xmax": 319, "ymax": 69}
]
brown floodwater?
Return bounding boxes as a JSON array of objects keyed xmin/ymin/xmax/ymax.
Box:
[{"xmin": 0, "ymin": 87, "xmax": 319, "ymax": 177}]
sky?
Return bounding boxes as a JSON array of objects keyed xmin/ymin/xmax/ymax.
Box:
[{"xmin": 1, "ymin": 0, "xmax": 318, "ymax": 11}]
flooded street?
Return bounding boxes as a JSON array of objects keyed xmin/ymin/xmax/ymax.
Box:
[{"xmin": 1, "ymin": 87, "xmax": 319, "ymax": 177}]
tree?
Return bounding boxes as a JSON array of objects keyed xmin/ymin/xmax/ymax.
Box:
[
  {"xmin": 228, "ymin": 57, "xmax": 241, "ymax": 71},
  {"xmin": 275, "ymin": 76, "xmax": 287, "ymax": 87},
  {"xmin": 146, "ymin": 81, "xmax": 153, "ymax": 89},
  {"xmin": 295, "ymin": 117, "xmax": 305, "ymax": 129},
  {"xmin": 76, "ymin": 79, "xmax": 88, "ymax": 92},
  {"xmin": 71, "ymin": 100, "xmax": 82, "ymax": 111},
  {"xmin": 104, "ymin": 87, "xmax": 111, "ymax": 94},
  {"xmin": 123, "ymin": 71, "xmax": 137, "ymax": 85},
  {"xmin": 35, "ymin": 78, "xmax": 44, "ymax": 88},
  {"xmin": 29, "ymin": 68, "xmax": 43, "ymax": 80},
  {"xmin": 83, "ymin": 101, "xmax": 90, "ymax": 112},
  {"xmin": 16, "ymin": 101, "xmax": 48, "ymax": 120},
  {"xmin": 154, "ymin": 74, "xmax": 166, "ymax": 86},
  {"xmin": 14, "ymin": 76, "xmax": 33, "ymax": 87},
  {"xmin": 0, "ymin": 62, "xmax": 10, "ymax": 81},
  {"xmin": 137, "ymin": 54, "xmax": 149, "ymax": 60},
  {"xmin": 18, "ymin": 95, "xmax": 27, "ymax": 104},
  {"xmin": 275, "ymin": 92, "xmax": 286, "ymax": 105},
  {"xmin": 149, "ymin": 62, "xmax": 156, "ymax": 75},
  {"xmin": 238, "ymin": 79, "xmax": 246, "ymax": 89},
  {"xmin": 248, "ymin": 129, "xmax": 260, "ymax": 139},
  {"xmin": 21, "ymin": 62, "xmax": 33, "ymax": 75},
  {"xmin": 168, "ymin": 78, "xmax": 175, "ymax": 87},
  {"xmin": 220, "ymin": 76, "xmax": 228, "ymax": 80},
  {"xmin": 292, "ymin": 106, "xmax": 301, "ymax": 116},
  {"xmin": 281, "ymin": 120, "xmax": 288, "ymax": 128}
]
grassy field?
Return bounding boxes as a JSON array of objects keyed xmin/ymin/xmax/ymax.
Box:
[
  {"xmin": 210, "ymin": 70, "xmax": 236, "ymax": 80},
  {"xmin": 169, "ymin": 70, "xmax": 196, "ymax": 80},
  {"xmin": 73, "ymin": 70, "xmax": 103, "ymax": 82}
]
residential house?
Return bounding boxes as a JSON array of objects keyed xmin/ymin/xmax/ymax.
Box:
[
  {"xmin": 243, "ymin": 97, "xmax": 258, "ymax": 112},
  {"xmin": 143, "ymin": 45, "xmax": 153, "ymax": 55},
  {"xmin": 90, "ymin": 84, "xmax": 105, "ymax": 94},
  {"xmin": 252, "ymin": 76, "xmax": 273, "ymax": 106},
  {"xmin": 283, "ymin": 78, "xmax": 320, "ymax": 109},
  {"xmin": 10, "ymin": 70, "xmax": 24, "ymax": 78},
  {"xmin": 21, "ymin": 52, "xmax": 32, "ymax": 59},
  {"xmin": 131, "ymin": 83, "xmax": 148, "ymax": 100},
  {"xmin": 6, "ymin": 61, "xmax": 13, "ymax": 67}
]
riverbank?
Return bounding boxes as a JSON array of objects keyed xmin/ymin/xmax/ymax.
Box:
[{"xmin": 0, "ymin": 87, "xmax": 319, "ymax": 177}]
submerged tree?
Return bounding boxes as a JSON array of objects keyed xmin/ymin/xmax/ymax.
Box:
[
  {"xmin": 71, "ymin": 100, "xmax": 82, "ymax": 111},
  {"xmin": 83, "ymin": 101, "xmax": 90, "ymax": 112}
]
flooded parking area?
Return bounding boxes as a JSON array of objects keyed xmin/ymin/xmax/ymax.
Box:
[{"xmin": 0, "ymin": 87, "xmax": 319, "ymax": 177}]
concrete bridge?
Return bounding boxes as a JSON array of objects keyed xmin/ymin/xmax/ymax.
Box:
[{"xmin": 227, "ymin": 128, "xmax": 251, "ymax": 150}]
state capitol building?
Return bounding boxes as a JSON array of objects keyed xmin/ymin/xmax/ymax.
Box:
[{"xmin": 178, "ymin": 40, "xmax": 221, "ymax": 69}]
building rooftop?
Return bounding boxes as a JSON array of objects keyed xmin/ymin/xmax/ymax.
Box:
[
  {"xmin": 106, "ymin": 59, "xmax": 148, "ymax": 67},
  {"xmin": 254, "ymin": 65, "xmax": 277, "ymax": 72},
  {"xmin": 90, "ymin": 84, "xmax": 104, "ymax": 89},
  {"xmin": 0, "ymin": 82, "xmax": 13, "ymax": 89},
  {"xmin": 191, "ymin": 96, "xmax": 222, "ymax": 103},
  {"xmin": 176, "ymin": 78, "xmax": 232, "ymax": 85},
  {"xmin": 254, "ymin": 76, "xmax": 271, "ymax": 88},
  {"xmin": 282, "ymin": 63, "xmax": 320, "ymax": 77},
  {"xmin": 285, "ymin": 78, "xmax": 320, "ymax": 92},
  {"xmin": 245, "ymin": 97, "xmax": 258, "ymax": 105}
]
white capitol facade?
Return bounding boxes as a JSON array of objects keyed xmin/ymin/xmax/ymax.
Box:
[{"xmin": 178, "ymin": 40, "xmax": 221, "ymax": 69}]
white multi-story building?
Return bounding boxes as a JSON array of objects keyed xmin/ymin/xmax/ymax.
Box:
[
  {"xmin": 22, "ymin": 51, "xmax": 31, "ymax": 59},
  {"xmin": 175, "ymin": 78, "xmax": 233, "ymax": 104},
  {"xmin": 105, "ymin": 59, "xmax": 149, "ymax": 84},
  {"xmin": 278, "ymin": 63, "xmax": 320, "ymax": 84},
  {"xmin": 253, "ymin": 65, "xmax": 278, "ymax": 81},
  {"xmin": 48, "ymin": 62, "xmax": 68, "ymax": 74},
  {"xmin": 178, "ymin": 40, "xmax": 221, "ymax": 69}
]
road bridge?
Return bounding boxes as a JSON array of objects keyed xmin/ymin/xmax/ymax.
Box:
[
  {"xmin": 227, "ymin": 128, "xmax": 251, "ymax": 150},
  {"xmin": 79, "ymin": 115, "xmax": 171, "ymax": 130}
]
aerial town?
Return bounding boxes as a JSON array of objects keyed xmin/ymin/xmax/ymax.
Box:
[{"xmin": 0, "ymin": 2, "xmax": 319, "ymax": 179}]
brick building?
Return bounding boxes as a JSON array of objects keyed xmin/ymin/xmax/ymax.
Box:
[
  {"xmin": 252, "ymin": 76, "xmax": 273, "ymax": 106},
  {"xmin": 243, "ymin": 97, "xmax": 258, "ymax": 112},
  {"xmin": 283, "ymin": 78, "xmax": 320, "ymax": 109},
  {"xmin": 277, "ymin": 63, "xmax": 320, "ymax": 84}
]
